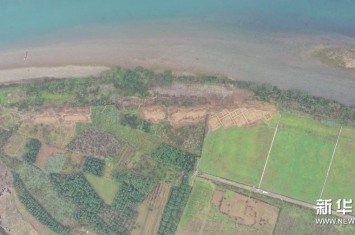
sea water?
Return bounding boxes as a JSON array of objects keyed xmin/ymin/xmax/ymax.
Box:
[
  {"xmin": 1, "ymin": 0, "xmax": 355, "ymax": 44},
  {"xmin": 1, "ymin": 0, "xmax": 355, "ymax": 104}
]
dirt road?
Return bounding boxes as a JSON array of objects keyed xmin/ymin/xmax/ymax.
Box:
[{"xmin": 198, "ymin": 172, "xmax": 355, "ymax": 220}]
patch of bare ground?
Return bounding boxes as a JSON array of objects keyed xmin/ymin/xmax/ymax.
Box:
[
  {"xmin": 23, "ymin": 107, "xmax": 92, "ymax": 126},
  {"xmin": 67, "ymin": 129, "xmax": 123, "ymax": 158},
  {"xmin": 34, "ymin": 144, "xmax": 67, "ymax": 169},
  {"xmin": 312, "ymin": 46, "xmax": 355, "ymax": 69},
  {"xmin": 0, "ymin": 162, "xmax": 38, "ymax": 235},
  {"xmin": 211, "ymin": 191, "xmax": 279, "ymax": 229},
  {"xmin": 139, "ymin": 105, "xmax": 167, "ymax": 123},
  {"xmin": 131, "ymin": 181, "xmax": 171, "ymax": 235},
  {"xmin": 169, "ymin": 106, "xmax": 209, "ymax": 127}
]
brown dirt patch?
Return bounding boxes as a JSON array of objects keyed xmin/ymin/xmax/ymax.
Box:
[
  {"xmin": 35, "ymin": 144, "xmax": 66, "ymax": 169},
  {"xmin": 220, "ymin": 115, "xmax": 235, "ymax": 128},
  {"xmin": 24, "ymin": 107, "xmax": 92, "ymax": 127},
  {"xmin": 61, "ymin": 152, "xmax": 85, "ymax": 174},
  {"xmin": 212, "ymin": 191, "xmax": 279, "ymax": 229},
  {"xmin": 169, "ymin": 107, "xmax": 208, "ymax": 127},
  {"xmin": 211, "ymin": 191, "xmax": 224, "ymax": 208},
  {"xmin": 140, "ymin": 105, "xmax": 167, "ymax": 123},
  {"xmin": 207, "ymin": 116, "xmax": 221, "ymax": 131}
]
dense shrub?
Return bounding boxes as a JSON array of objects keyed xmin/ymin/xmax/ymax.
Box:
[
  {"xmin": 119, "ymin": 113, "xmax": 151, "ymax": 133},
  {"xmin": 83, "ymin": 157, "xmax": 105, "ymax": 177},
  {"xmin": 151, "ymin": 144, "xmax": 197, "ymax": 172},
  {"xmin": 50, "ymin": 173, "xmax": 104, "ymax": 213},
  {"xmin": 23, "ymin": 139, "xmax": 41, "ymax": 164},
  {"xmin": 13, "ymin": 173, "xmax": 70, "ymax": 235}
]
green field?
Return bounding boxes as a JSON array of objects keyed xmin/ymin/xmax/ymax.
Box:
[
  {"xmin": 0, "ymin": 92, "xmax": 6, "ymax": 104},
  {"xmin": 323, "ymin": 127, "xmax": 355, "ymax": 201},
  {"xmin": 85, "ymin": 173, "xmax": 120, "ymax": 205},
  {"xmin": 76, "ymin": 106, "xmax": 162, "ymax": 155},
  {"xmin": 177, "ymin": 178, "xmax": 214, "ymax": 233},
  {"xmin": 261, "ymin": 113, "xmax": 339, "ymax": 203},
  {"xmin": 199, "ymin": 121, "xmax": 277, "ymax": 186}
]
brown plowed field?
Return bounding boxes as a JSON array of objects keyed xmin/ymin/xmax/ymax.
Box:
[
  {"xmin": 35, "ymin": 144, "xmax": 66, "ymax": 169},
  {"xmin": 211, "ymin": 190, "xmax": 279, "ymax": 229},
  {"xmin": 118, "ymin": 146, "xmax": 136, "ymax": 168}
]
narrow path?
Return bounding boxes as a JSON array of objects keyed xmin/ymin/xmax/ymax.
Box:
[
  {"xmin": 258, "ymin": 114, "xmax": 281, "ymax": 188},
  {"xmin": 198, "ymin": 172, "xmax": 355, "ymax": 220},
  {"xmin": 319, "ymin": 126, "xmax": 343, "ymax": 199}
]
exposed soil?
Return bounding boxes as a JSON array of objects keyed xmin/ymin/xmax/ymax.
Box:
[
  {"xmin": 35, "ymin": 144, "xmax": 67, "ymax": 169},
  {"xmin": 0, "ymin": 162, "xmax": 38, "ymax": 235},
  {"xmin": 139, "ymin": 105, "xmax": 167, "ymax": 124},
  {"xmin": 211, "ymin": 190, "xmax": 279, "ymax": 229},
  {"xmin": 24, "ymin": 107, "xmax": 92, "ymax": 127}
]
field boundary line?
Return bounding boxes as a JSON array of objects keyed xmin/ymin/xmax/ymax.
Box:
[
  {"xmin": 258, "ymin": 114, "xmax": 281, "ymax": 188},
  {"xmin": 319, "ymin": 126, "xmax": 343, "ymax": 199}
]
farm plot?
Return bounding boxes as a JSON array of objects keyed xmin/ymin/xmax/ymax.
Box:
[
  {"xmin": 261, "ymin": 113, "xmax": 339, "ymax": 203},
  {"xmin": 35, "ymin": 144, "xmax": 66, "ymax": 169},
  {"xmin": 199, "ymin": 120, "xmax": 277, "ymax": 186},
  {"xmin": 4, "ymin": 133, "xmax": 28, "ymax": 159},
  {"xmin": 177, "ymin": 178, "xmax": 215, "ymax": 235},
  {"xmin": 131, "ymin": 181, "xmax": 171, "ymax": 235},
  {"xmin": 18, "ymin": 123, "xmax": 76, "ymax": 148},
  {"xmin": 76, "ymin": 106, "xmax": 162, "ymax": 155},
  {"xmin": 323, "ymin": 127, "xmax": 355, "ymax": 201},
  {"xmin": 178, "ymin": 178, "xmax": 278, "ymax": 235},
  {"xmin": 117, "ymin": 144, "xmax": 137, "ymax": 168}
]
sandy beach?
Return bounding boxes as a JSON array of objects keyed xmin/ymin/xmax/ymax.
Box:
[{"xmin": 0, "ymin": 20, "xmax": 355, "ymax": 105}]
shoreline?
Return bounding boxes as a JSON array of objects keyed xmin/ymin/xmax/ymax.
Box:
[{"xmin": 1, "ymin": 22, "xmax": 355, "ymax": 105}]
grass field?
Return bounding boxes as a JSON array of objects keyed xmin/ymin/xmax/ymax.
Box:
[
  {"xmin": 177, "ymin": 178, "xmax": 215, "ymax": 234},
  {"xmin": 261, "ymin": 113, "xmax": 340, "ymax": 203},
  {"xmin": 84, "ymin": 173, "xmax": 120, "ymax": 205},
  {"xmin": 0, "ymin": 91, "xmax": 6, "ymax": 104},
  {"xmin": 323, "ymin": 127, "xmax": 355, "ymax": 201},
  {"xmin": 199, "ymin": 120, "xmax": 277, "ymax": 186}
]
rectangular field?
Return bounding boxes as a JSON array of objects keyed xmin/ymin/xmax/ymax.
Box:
[
  {"xmin": 323, "ymin": 127, "xmax": 355, "ymax": 201},
  {"xmin": 261, "ymin": 113, "xmax": 339, "ymax": 203},
  {"xmin": 177, "ymin": 178, "xmax": 215, "ymax": 235},
  {"xmin": 199, "ymin": 121, "xmax": 277, "ymax": 186}
]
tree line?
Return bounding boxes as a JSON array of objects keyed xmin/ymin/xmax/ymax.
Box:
[{"xmin": 158, "ymin": 180, "xmax": 192, "ymax": 235}]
